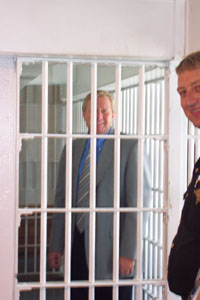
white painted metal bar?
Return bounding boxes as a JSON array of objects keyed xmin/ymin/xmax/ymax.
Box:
[
  {"xmin": 146, "ymin": 84, "xmax": 150, "ymax": 137},
  {"xmin": 155, "ymin": 83, "xmax": 160, "ymax": 135},
  {"xmin": 64, "ymin": 62, "xmax": 73, "ymax": 300},
  {"xmin": 18, "ymin": 206, "xmax": 167, "ymax": 214},
  {"xmin": 113, "ymin": 64, "xmax": 121, "ymax": 300},
  {"xmin": 161, "ymin": 68, "xmax": 170, "ymax": 286},
  {"xmin": 17, "ymin": 56, "xmax": 168, "ymax": 68},
  {"xmin": 18, "ymin": 132, "xmax": 168, "ymax": 141},
  {"xmin": 134, "ymin": 88, "xmax": 138, "ymax": 135},
  {"xmin": 160, "ymin": 81, "xmax": 165, "ymax": 135},
  {"xmin": 129, "ymin": 89, "xmax": 134, "ymax": 135},
  {"xmin": 188, "ymin": 138, "xmax": 194, "ymax": 184},
  {"xmin": 194, "ymin": 127, "xmax": 200, "ymax": 162},
  {"xmin": 122, "ymin": 92, "xmax": 125, "ymax": 133},
  {"xmin": 15, "ymin": 61, "xmax": 23, "ymax": 300},
  {"xmin": 88, "ymin": 63, "xmax": 97, "ymax": 300},
  {"xmin": 34, "ymin": 213, "xmax": 38, "ymax": 273},
  {"xmin": 157, "ymin": 142, "xmax": 164, "ymax": 286},
  {"xmin": 136, "ymin": 65, "xmax": 145, "ymax": 299},
  {"xmin": 17, "ymin": 278, "xmax": 166, "ymax": 289},
  {"xmin": 126, "ymin": 90, "xmax": 129, "ymax": 134},
  {"xmin": 158, "ymin": 141, "xmax": 164, "ymax": 208},
  {"xmin": 40, "ymin": 61, "xmax": 48, "ymax": 300},
  {"xmin": 151, "ymin": 83, "xmax": 155, "ymax": 135},
  {"xmin": 24, "ymin": 215, "xmax": 28, "ymax": 274}
]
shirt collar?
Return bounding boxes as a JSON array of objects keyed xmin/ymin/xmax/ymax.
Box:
[
  {"xmin": 97, "ymin": 127, "xmax": 112, "ymax": 148},
  {"xmin": 87, "ymin": 127, "xmax": 112, "ymax": 148}
]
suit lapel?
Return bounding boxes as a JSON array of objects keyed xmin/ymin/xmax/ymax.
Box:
[
  {"xmin": 96, "ymin": 138, "xmax": 114, "ymax": 186},
  {"xmin": 73, "ymin": 136, "xmax": 114, "ymax": 191}
]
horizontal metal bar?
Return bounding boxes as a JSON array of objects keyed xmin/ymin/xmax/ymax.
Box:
[
  {"xmin": 108, "ymin": 77, "xmax": 165, "ymax": 95},
  {"xmin": 187, "ymin": 134, "xmax": 200, "ymax": 140},
  {"xmin": 17, "ymin": 207, "xmax": 168, "ymax": 214},
  {"xmin": 18, "ymin": 133, "xmax": 168, "ymax": 140},
  {"xmin": 16, "ymin": 279, "xmax": 167, "ymax": 289},
  {"xmin": 17, "ymin": 56, "xmax": 169, "ymax": 67}
]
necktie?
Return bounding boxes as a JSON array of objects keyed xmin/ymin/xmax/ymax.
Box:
[{"xmin": 76, "ymin": 151, "xmax": 90, "ymax": 233}]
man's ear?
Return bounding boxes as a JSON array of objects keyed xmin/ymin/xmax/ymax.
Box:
[{"xmin": 82, "ymin": 111, "xmax": 86, "ymax": 121}]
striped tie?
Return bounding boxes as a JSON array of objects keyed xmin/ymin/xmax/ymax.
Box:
[{"xmin": 76, "ymin": 151, "xmax": 90, "ymax": 233}]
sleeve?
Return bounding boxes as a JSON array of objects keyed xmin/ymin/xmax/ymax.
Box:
[
  {"xmin": 168, "ymin": 195, "xmax": 200, "ymax": 298},
  {"xmin": 119, "ymin": 141, "xmax": 152, "ymax": 262}
]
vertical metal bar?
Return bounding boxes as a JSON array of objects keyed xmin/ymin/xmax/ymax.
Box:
[
  {"xmin": 163, "ymin": 68, "xmax": 170, "ymax": 283},
  {"xmin": 24, "ymin": 216, "xmax": 28, "ymax": 274},
  {"xmin": 88, "ymin": 63, "xmax": 97, "ymax": 300},
  {"xmin": 126, "ymin": 90, "xmax": 129, "ymax": 134},
  {"xmin": 40, "ymin": 61, "xmax": 48, "ymax": 300},
  {"xmin": 155, "ymin": 83, "xmax": 160, "ymax": 135},
  {"xmin": 130, "ymin": 89, "xmax": 133, "ymax": 135},
  {"xmin": 195, "ymin": 127, "xmax": 200, "ymax": 161},
  {"xmin": 128, "ymin": 89, "xmax": 131, "ymax": 134},
  {"xmin": 64, "ymin": 62, "xmax": 73, "ymax": 300},
  {"xmin": 134, "ymin": 88, "xmax": 138, "ymax": 135},
  {"xmin": 188, "ymin": 138, "xmax": 194, "ymax": 182},
  {"xmin": 159, "ymin": 146, "xmax": 164, "ymax": 210},
  {"xmin": 113, "ymin": 64, "xmax": 121, "ymax": 300},
  {"xmin": 34, "ymin": 213, "xmax": 38, "ymax": 273},
  {"xmin": 151, "ymin": 83, "xmax": 155, "ymax": 135},
  {"xmin": 15, "ymin": 61, "xmax": 22, "ymax": 289},
  {"xmin": 160, "ymin": 81, "xmax": 165, "ymax": 136},
  {"xmin": 15, "ymin": 60, "xmax": 23, "ymax": 299},
  {"xmin": 136, "ymin": 65, "xmax": 145, "ymax": 299},
  {"xmin": 146, "ymin": 84, "xmax": 150, "ymax": 136}
]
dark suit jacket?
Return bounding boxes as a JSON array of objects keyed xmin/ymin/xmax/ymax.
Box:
[
  {"xmin": 49, "ymin": 136, "xmax": 152, "ymax": 280},
  {"xmin": 168, "ymin": 157, "xmax": 200, "ymax": 299}
]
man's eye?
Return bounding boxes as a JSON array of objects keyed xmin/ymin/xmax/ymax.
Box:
[
  {"xmin": 178, "ymin": 90, "xmax": 186, "ymax": 97},
  {"xmin": 195, "ymin": 85, "xmax": 200, "ymax": 92}
]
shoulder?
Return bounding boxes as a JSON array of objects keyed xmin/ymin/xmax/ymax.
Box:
[
  {"xmin": 73, "ymin": 138, "xmax": 86, "ymax": 148},
  {"xmin": 121, "ymin": 136, "xmax": 138, "ymax": 151}
]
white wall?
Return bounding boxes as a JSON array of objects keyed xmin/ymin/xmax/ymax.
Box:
[
  {"xmin": 0, "ymin": 57, "xmax": 16, "ymax": 300},
  {"xmin": 187, "ymin": 0, "xmax": 200, "ymax": 53},
  {"xmin": 0, "ymin": 0, "xmax": 184, "ymax": 59}
]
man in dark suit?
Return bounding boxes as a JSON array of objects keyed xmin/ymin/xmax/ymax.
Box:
[
  {"xmin": 48, "ymin": 90, "xmax": 152, "ymax": 300},
  {"xmin": 168, "ymin": 51, "xmax": 200, "ymax": 300}
]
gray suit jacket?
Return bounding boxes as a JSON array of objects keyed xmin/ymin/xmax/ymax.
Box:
[{"xmin": 49, "ymin": 136, "xmax": 152, "ymax": 280}]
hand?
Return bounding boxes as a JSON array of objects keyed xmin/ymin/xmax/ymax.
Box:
[
  {"xmin": 119, "ymin": 256, "xmax": 135, "ymax": 276},
  {"xmin": 48, "ymin": 252, "xmax": 62, "ymax": 268}
]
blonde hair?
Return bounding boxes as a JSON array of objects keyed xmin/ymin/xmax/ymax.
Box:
[
  {"xmin": 82, "ymin": 90, "xmax": 114, "ymax": 112},
  {"xmin": 176, "ymin": 51, "xmax": 200, "ymax": 74}
]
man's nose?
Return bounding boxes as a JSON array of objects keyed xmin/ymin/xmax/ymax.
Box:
[{"xmin": 97, "ymin": 110, "xmax": 102, "ymax": 119}]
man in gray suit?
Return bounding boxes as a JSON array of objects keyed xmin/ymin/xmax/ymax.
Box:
[{"xmin": 48, "ymin": 90, "xmax": 151, "ymax": 300}]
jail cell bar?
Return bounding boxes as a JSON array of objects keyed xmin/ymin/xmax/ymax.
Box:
[{"xmin": 16, "ymin": 58, "xmax": 168, "ymax": 300}]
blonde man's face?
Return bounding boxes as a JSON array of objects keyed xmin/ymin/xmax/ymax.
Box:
[{"xmin": 83, "ymin": 96, "xmax": 114, "ymax": 134}]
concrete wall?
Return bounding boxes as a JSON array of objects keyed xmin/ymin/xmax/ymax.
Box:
[
  {"xmin": 0, "ymin": 0, "xmax": 185, "ymax": 59},
  {"xmin": 0, "ymin": 57, "xmax": 16, "ymax": 300},
  {"xmin": 187, "ymin": 0, "xmax": 200, "ymax": 53}
]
